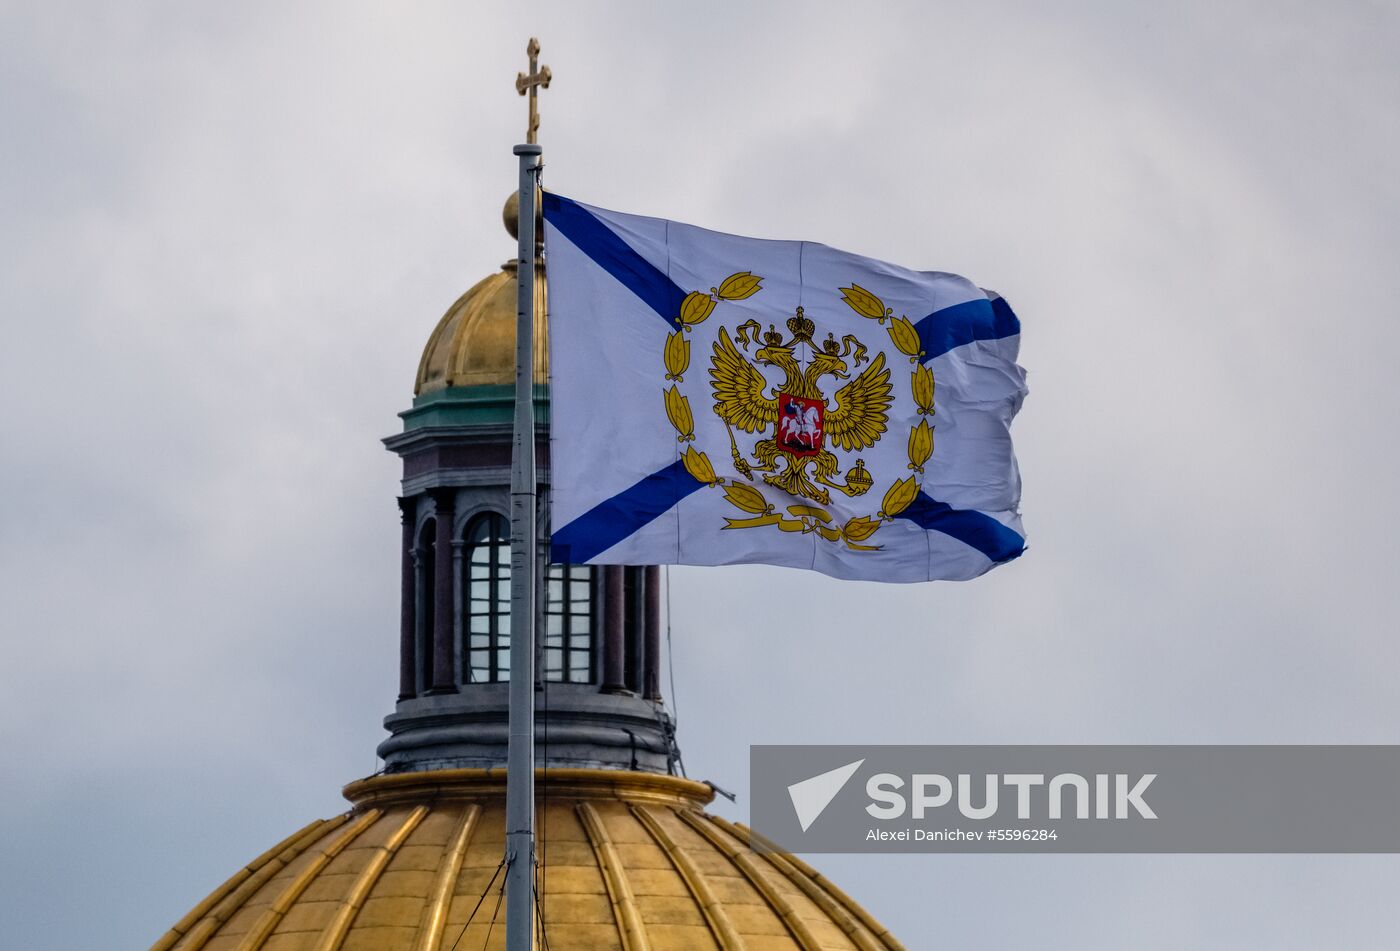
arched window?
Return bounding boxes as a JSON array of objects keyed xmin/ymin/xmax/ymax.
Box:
[
  {"xmin": 545, "ymin": 563, "xmax": 594, "ymax": 683},
  {"xmin": 464, "ymin": 513, "xmax": 510, "ymax": 683}
]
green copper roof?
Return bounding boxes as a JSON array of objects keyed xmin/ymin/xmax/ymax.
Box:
[{"xmin": 400, "ymin": 384, "xmax": 551, "ymax": 431}]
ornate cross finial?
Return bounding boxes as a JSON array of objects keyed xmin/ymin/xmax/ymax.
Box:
[{"xmin": 515, "ymin": 37, "xmax": 552, "ymax": 145}]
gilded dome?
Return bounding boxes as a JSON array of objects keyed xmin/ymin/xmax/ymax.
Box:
[
  {"xmin": 415, "ymin": 197, "xmax": 548, "ymax": 396},
  {"xmin": 414, "ymin": 267, "xmax": 547, "ymax": 395},
  {"xmin": 149, "ymin": 769, "xmax": 905, "ymax": 951}
]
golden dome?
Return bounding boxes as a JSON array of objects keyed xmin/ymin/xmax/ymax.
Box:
[
  {"xmin": 415, "ymin": 198, "xmax": 548, "ymax": 396},
  {"xmin": 149, "ymin": 769, "xmax": 905, "ymax": 951}
]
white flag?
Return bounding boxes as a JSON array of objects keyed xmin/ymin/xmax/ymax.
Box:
[{"xmin": 543, "ymin": 193, "xmax": 1026, "ymax": 583}]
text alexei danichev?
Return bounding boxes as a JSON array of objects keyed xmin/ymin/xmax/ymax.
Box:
[{"xmin": 867, "ymin": 827, "xmax": 1060, "ymax": 842}]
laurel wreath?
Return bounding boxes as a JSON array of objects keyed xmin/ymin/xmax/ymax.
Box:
[{"xmin": 659, "ymin": 275, "xmax": 934, "ymax": 551}]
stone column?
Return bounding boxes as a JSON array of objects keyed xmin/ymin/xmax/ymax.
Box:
[
  {"xmin": 643, "ymin": 566, "xmax": 662, "ymax": 700},
  {"xmin": 603, "ymin": 565, "xmax": 626, "ymax": 692},
  {"xmin": 412, "ymin": 546, "xmax": 427, "ymax": 691},
  {"xmin": 429, "ymin": 488, "xmax": 456, "ymax": 693},
  {"xmin": 452, "ymin": 537, "xmax": 465, "ymax": 685},
  {"xmin": 397, "ymin": 497, "xmax": 417, "ymax": 700}
]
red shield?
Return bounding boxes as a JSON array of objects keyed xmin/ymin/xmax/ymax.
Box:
[{"xmin": 777, "ymin": 393, "xmax": 824, "ymax": 457}]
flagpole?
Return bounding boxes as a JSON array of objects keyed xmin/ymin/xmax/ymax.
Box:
[{"xmin": 506, "ymin": 141, "xmax": 542, "ymax": 951}]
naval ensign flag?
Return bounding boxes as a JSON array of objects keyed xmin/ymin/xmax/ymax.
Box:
[{"xmin": 543, "ymin": 193, "xmax": 1027, "ymax": 582}]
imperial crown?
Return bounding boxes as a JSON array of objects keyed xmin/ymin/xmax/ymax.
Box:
[{"xmin": 786, "ymin": 305, "xmax": 816, "ymax": 343}]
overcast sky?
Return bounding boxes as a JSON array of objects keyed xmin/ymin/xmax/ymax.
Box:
[{"xmin": 4, "ymin": 1, "xmax": 1400, "ymax": 948}]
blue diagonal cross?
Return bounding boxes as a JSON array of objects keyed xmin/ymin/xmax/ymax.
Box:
[
  {"xmin": 542, "ymin": 193, "xmax": 1024, "ymax": 567},
  {"xmin": 913, "ymin": 294, "xmax": 1020, "ymax": 364}
]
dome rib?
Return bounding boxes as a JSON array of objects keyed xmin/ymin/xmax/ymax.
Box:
[
  {"xmin": 707, "ymin": 816, "xmax": 893, "ymax": 951},
  {"xmin": 235, "ymin": 808, "xmax": 383, "ymax": 950},
  {"xmin": 414, "ymin": 285, "xmax": 477, "ymax": 392},
  {"xmin": 416, "ymin": 804, "xmax": 481, "ymax": 951},
  {"xmin": 577, "ymin": 801, "xmax": 651, "ymax": 951},
  {"xmin": 442, "ymin": 274, "xmax": 502, "ymax": 388},
  {"xmin": 313, "ymin": 805, "xmax": 429, "ymax": 951},
  {"xmin": 629, "ymin": 805, "xmax": 745, "ymax": 950},
  {"xmin": 678, "ymin": 810, "xmax": 826, "ymax": 951},
  {"xmin": 725, "ymin": 822, "xmax": 908, "ymax": 951}
]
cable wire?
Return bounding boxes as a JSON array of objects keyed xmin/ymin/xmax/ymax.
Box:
[
  {"xmin": 445, "ymin": 856, "xmax": 508, "ymax": 951},
  {"xmin": 476, "ymin": 868, "xmax": 508, "ymax": 951},
  {"xmin": 533, "ymin": 878, "xmax": 552, "ymax": 951}
]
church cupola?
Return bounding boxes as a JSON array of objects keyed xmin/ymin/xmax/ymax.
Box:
[{"xmin": 380, "ymin": 195, "xmax": 675, "ymax": 775}]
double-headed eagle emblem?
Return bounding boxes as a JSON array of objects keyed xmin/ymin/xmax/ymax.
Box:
[
  {"xmin": 659, "ymin": 272, "xmax": 933, "ymax": 551},
  {"xmin": 710, "ymin": 307, "xmax": 892, "ymax": 506}
]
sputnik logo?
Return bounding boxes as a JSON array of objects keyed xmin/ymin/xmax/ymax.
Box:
[{"xmin": 787, "ymin": 759, "xmax": 865, "ymax": 832}]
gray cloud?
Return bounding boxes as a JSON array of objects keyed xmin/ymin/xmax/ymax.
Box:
[{"xmin": 3, "ymin": 1, "xmax": 1399, "ymax": 947}]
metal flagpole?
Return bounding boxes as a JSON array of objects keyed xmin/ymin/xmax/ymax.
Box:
[{"xmin": 506, "ymin": 140, "xmax": 542, "ymax": 951}]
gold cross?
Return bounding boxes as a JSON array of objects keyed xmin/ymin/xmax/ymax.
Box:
[{"xmin": 515, "ymin": 37, "xmax": 552, "ymax": 145}]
